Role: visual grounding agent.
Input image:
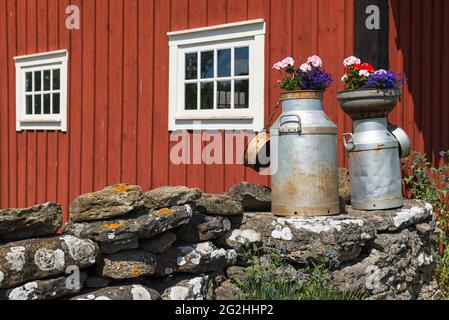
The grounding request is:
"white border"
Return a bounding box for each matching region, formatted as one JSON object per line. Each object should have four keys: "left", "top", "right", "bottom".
{"left": 14, "top": 49, "right": 68, "bottom": 132}
{"left": 167, "top": 19, "right": 265, "bottom": 131}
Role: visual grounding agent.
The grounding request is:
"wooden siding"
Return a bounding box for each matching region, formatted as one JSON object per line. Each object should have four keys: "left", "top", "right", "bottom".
{"left": 0, "top": 0, "right": 446, "bottom": 220}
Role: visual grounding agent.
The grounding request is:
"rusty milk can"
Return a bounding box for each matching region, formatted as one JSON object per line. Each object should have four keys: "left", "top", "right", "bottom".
{"left": 337, "top": 89, "right": 411, "bottom": 211}
{"left": 270, "top": 91, "right": 340, "bottom": 217}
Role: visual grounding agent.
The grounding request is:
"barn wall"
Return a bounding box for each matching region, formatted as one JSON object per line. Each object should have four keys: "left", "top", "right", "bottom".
{"left": 2, "top": 0, "right": 445, "bottom": 219}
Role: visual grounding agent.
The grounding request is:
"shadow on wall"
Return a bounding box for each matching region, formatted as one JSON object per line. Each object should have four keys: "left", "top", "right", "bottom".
{"left": 390, "top": 0, "right": 449, "bottom": 163}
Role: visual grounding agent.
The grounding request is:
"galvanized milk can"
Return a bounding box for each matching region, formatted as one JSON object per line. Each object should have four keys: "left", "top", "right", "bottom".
{"left": 270, "top": 91, "right": 340, "bottom": 216}
{"left": 337, "top": 89, "right": 411, "bottom": 211}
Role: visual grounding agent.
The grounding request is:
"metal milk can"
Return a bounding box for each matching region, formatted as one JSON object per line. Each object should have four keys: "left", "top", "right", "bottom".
{"left": 337, "top": 89, "right": 411, "bottom": 211}
{"left": 270, "top": 91, "right": 340, "bottom": 217}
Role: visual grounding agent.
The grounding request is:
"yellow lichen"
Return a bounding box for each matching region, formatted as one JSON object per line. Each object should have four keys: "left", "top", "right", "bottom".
{"left": 153, "top": 208, "right": 176, "bottom": 217}
{"left": 112, "top": 185, "right": 132, "bottom": 193}
{"left": 101, "top": 220, "right": 125, "bottom": 230}
{"left": 131, "top": 268, "right": 143, "bottom": 277}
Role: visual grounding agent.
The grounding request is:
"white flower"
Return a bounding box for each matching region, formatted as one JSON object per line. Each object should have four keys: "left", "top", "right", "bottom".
{"left": 300, "top": 63, "right": 312, "bottom": 72}
{"left": 307, "top": 55, "right": 323, "bottom": 68}
{"left": 359, "top": 69, "right": 370, "bottom": 77}
{"left": 280, "top": 57, "right": 295, "bottom": 68}
{"left": 341, "top": 74, "right": 348, "bottom": 82}
{"left": 343, "top": 56, "right": 361, "bottom": 67}
{"left": 374, "top": 69, "right": 387, "bottom": 75}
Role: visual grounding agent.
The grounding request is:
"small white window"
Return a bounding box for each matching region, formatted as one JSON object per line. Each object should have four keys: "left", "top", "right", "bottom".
{"left": 168, "top": 19, "right": 265, "bottom": 131}
{"left": 14, "top": 50, "right": 68, "bottom": 131}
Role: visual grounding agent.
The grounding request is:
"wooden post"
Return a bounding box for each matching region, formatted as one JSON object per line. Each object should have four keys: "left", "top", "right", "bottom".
{"left": 354, "top": 0, "right": 389, "bottom": 69}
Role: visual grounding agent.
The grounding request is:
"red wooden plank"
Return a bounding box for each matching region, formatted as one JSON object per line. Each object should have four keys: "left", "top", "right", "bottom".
{"left": 136, "top": 0, "right": 154, "bottom": 191}
{"left": 0, "top": 0, "right": 9, "bottom": 208}
{"left": 36, "top": 0, "right": 48, "bottom": 204}
{"left": 107, "top": 0, "right": 124, "bottom": 185}
{"left": 58, "top": 0, "right": 71, "bottom": 222}
{"left": 68, "top": 0, "right": 82, "bottom": 205}
{"left": 94, "top": 0, "right": 109, "bottom": 191}
{"left": 46, "top": 0, "right": 59, "bottom": 203}
{"left": 227, "top": 0, "right": 248, "bottom": 23}
{"left": 122, "top": 0, "right": 138, "bottom": 184}
{"left": 80, "top": 0, "right": 95, "bottom": 193}
{"left": 168, "top": 0, "right": 189, "bottom": 188}
{"left": 343, "top": 0, "right": 354, "bottom": 168}
{"left": 421, "top": 0, "right": 432, "bottom": 156}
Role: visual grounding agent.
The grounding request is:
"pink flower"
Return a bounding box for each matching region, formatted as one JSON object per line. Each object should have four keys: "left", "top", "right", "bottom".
{"left": 374, "top": 69, "right": 387, "bottom": 75}
{"left": 343, "top": 56, "right": 361, "bottom": 67}
{"left": 280, "top": 57, "right": 295, "bottom": 68}
{"left": 300, "top": 63, "right": 312, "bottom": 72}
{"left": 307, "top": 55, "right": 323, "bottom": 68}
{"left": 272, "top": 62, "right": 283, "bottom": 70}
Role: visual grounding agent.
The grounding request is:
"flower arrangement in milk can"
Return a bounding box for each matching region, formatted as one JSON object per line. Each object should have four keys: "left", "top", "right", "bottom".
{"left": 340, "top": 55, "right": 405, "bottom": 91}
{"left": 272, "top": 55, "right": 333, "bottom": 91}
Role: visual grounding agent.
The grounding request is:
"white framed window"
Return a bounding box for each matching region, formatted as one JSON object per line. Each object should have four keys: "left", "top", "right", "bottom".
{"left": 14, "top": 50, "right": 68, "bottom": 132}
{"left": 168, "top": 19, "right": 265, "bottom": 131}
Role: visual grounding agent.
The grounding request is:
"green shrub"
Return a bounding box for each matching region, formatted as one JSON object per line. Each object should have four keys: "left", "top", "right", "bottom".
{"left": 402, "top": 150, "right": 449, "bottom": 298}
{"left": 234, "top": 243, "right": 364, "bottom": 300}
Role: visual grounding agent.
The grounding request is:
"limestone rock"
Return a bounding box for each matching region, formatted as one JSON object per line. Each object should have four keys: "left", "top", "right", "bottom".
{"left": 71, "top": 285, "right": 160, "bottom": 300}
{"left": 69, "top": 184, "right": 144, "bottom": 222}
{"left": 161, "top": 275, "right": 215, "bottom": 300}
{"left": 63, "top": 205, "right": 192, "bottom": 253}
{"left": 3, "top": 274, "right": 86, "bottom": 300}
{"left": 0, "top": 203, "right": 62, "bottom": 242}
{"left": 196, "top": 194, "right": 243, "bottom": 216}
{"left": 100, "top": 250, "right": 157, "bottom": 280}
{"left": 99, "top": 238, "right": 139, "bottom": 255}
{"left": 176, "top": 214, "right": 232, "bottom": 243}
{"left": 0, "top": 235, "right": 100, "bottom": 289}
{"left": 140, "top": 232, "right": 177, "bottom": 253}
{"left": 227, "top": 182, "right": 271, "bottom": 212}
{"left": 338, "top": 168, "right": 351, "bottom": 205}
{"left": 156, "top": 242, "right": 237, "bottom": 276}
{"left": 85, "top": 276, "right": 111, "bottom": 289}
{"left": 144, "top": 186, "right": 201, "bottom": 209}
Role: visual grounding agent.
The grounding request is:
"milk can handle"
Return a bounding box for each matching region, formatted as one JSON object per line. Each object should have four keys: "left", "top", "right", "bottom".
{"left": 342, "top": 133, "right": 354, "bottom": 150}
{"left": 279, "top": 114, "right": 302, "bottom": 134}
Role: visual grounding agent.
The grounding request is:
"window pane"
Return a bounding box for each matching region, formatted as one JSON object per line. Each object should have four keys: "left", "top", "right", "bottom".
{"left": 53, "top": 93, "right": 60, "bottom": 114}
{"left": 44, "top": 70, "right": 51, "bottom": 91}
{"left": 53, "top": 69, "right": 60, "bottom": 90}
{"left": 34, "top": 94, "right": 42, "bottom": 114}
{"left": 185, "top": 52, "right": 197, "bottom": 80}
{"left": 34, "top": 71, "right": 41, "bottom": 92}
{"left": 217, "top": 49, "right": 231, "bottom": 78}
{"left": 235, "top": 47, "right": 249, "bottom": 76}
{"left": 44, "top": 94, "right": 51, "bottom": 114}
{"left": 26, "top": 95, "right": 33, "bottom": 114}
{"left": 185, "top": 83, "right": 197, "bottom": 110}
{"left": 26, "top": 72, "right": 33, "bottom": 92}
{"left": 234, "top": 80, "right": 249, "bottom": 109}
{"left": 200, "top": 82, "right": 213, "bottom": 110}
{"left": 201, "top": 51, "right": 214, "bottom": 79}
{"left": 217, "top": 81, "right": 231, "bottom": 109}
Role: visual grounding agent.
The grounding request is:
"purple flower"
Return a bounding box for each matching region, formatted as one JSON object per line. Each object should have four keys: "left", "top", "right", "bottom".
{"left": 364, "top": 70, "right": 402, "bottom": 89}
{"left": 298, "top": 67, "right": 333, "bottom": 91}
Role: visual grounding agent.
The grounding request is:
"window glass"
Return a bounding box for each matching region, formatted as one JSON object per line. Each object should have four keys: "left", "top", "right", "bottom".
{"left": 34, "top": 94, "right": 42, "bottom": 114}
{"left": 200, "top": 82, "right": 214, "bottom": 109}
{"left": 185, "top": 52, "right": 197, "bottom": 80}
{"left": 53, "top": 69, "right": 60, "bottom": 90}
{"left": 53, "top": 93, "right": 60, "bottom": 114}
{"left": 234, "top": 79, "right": 249, "bottom": 109}
{"left": 44, "top": 70, "right": 51, "bottom": 91}
{"left": 217, "top": 49, "right": 231, "bottom": 78}
{"left": 26, "top": 72, "right": 33, "bottom": 92}
{"left": 201, "top": 51, "right": 214, "bottom": 79}
{"left": 217, "top": 81, "right": 231, "bottom": 109}
{"left": 43, "top": 94, "right": 51, "bottom": 114}
{"left": 26, "top": 95, "right": 33, "bottom": 115}
{"left": 235, "top": 47, "right": 249, "bottom": 76}
{"left": 34, "top": 71, "right": 41, "bottom": 92}
{"left": 185, "top": 83, "right": 197, "bottom": 110}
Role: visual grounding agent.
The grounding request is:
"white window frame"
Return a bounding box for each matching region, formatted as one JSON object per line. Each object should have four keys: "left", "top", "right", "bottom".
{"left": 14, "top": 50, "right": 68, "bottom": 132}
{"left": 168, "top": 19, "right": 265, "bottom": 131}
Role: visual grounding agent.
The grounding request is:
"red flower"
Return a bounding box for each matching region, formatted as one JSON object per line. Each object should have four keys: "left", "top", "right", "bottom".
{"left": 360, "top": 63, "right": 374, "bottom": 73}
{"left": 352, "top": 63, "right": 362, "bottom": 70}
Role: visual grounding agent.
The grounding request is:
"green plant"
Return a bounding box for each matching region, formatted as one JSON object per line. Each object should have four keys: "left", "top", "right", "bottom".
{"left": 402, "top": 150, "right": 449, "bottom": 298}
{"left": 234, "top": 244, "right": 364, "bottom": 300}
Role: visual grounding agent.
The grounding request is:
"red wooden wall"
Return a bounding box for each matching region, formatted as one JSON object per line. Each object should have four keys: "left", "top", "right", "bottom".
{"left": 0, "top": 0, "right": 447, "bottom": 220}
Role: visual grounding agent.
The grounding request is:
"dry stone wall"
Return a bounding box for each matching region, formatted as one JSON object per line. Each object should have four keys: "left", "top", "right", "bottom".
{"left": 0, "top": 173, "right": 439, "bottom": 300}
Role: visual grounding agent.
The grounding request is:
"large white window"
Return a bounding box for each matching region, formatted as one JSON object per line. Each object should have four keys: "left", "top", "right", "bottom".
{"left": 14, "top": 50, "right": 68, "bottom": 131}
{"left": 168, "top": 19, "right": 265, "bottom": 131}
